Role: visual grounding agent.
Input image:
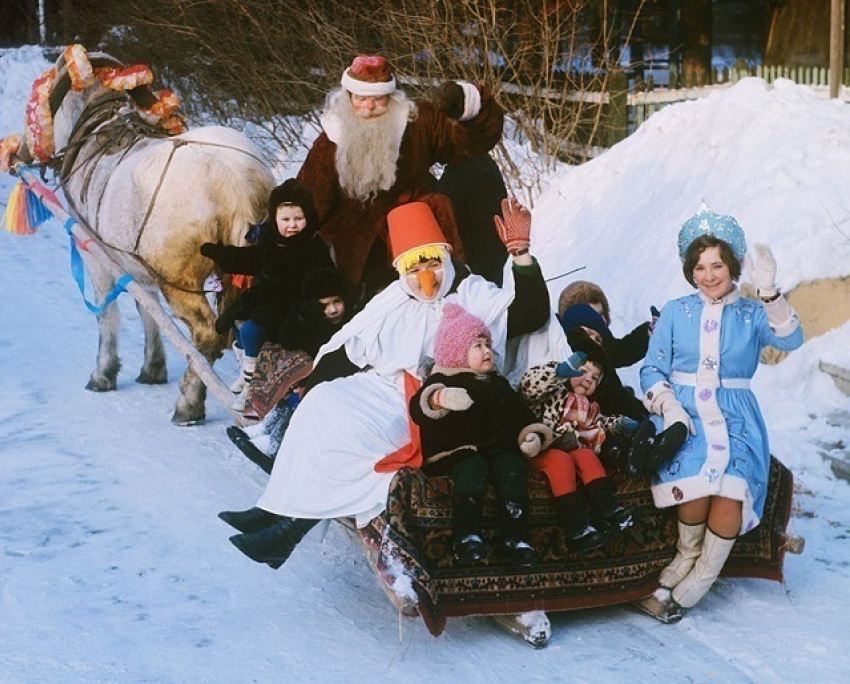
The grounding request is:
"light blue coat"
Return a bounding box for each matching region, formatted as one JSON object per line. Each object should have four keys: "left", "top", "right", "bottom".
{"left": 640, "top": 288, "right": 803, "bottom": 533}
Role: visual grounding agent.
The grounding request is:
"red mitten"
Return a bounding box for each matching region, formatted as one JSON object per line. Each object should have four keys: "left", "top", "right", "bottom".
{"left": 493, "top": 198, "right": 531, "bottom": 255}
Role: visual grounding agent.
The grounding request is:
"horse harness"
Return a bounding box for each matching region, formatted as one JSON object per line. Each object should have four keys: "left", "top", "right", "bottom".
{"left": 48, "top": 89, "right": 268, "bottom": 295}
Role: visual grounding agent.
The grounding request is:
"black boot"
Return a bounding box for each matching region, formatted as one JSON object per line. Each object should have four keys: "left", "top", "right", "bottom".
{"left": 226, "top": 426, "right": 275, "bottom": 474}
{"left": 453, "top": 534, "right": 488, "bottom": 563}
{"left": 496, "top": 499, "right": 540, "bottom": 566}
{"left": 263, "top": 397, "right": 298, "bottom": 456}
{"left": 452, "top": 495, "right": 488, "bottom": 563}
{"left": 584, "top": 477, "right": 640, "bottom": 534}
{"left": 643, "top": 422, "right": 688, "bottom": 472}
{"left": 625, "top": 419, "right": 657, "bottom": 476}
{"left": 599, "top": 430, "right": 629, "bottom": 471}
{"left": 218, "top": 506, "right": 283, "bottom": 534}
{"left": 553, "top": 492, "right": 613, "bottom": 554}
{"left": 229, "top": 517, "right": 319, "bottom": 569}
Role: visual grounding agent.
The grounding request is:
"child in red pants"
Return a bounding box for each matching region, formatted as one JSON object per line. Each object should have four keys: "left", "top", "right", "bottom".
{"left": 520, "top": 349, "right": 638, "bottom": 553}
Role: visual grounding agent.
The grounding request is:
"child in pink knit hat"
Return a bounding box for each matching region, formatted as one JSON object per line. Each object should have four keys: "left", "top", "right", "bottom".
{"left": 409, "top": 303, "right": 553, "bottom": 566}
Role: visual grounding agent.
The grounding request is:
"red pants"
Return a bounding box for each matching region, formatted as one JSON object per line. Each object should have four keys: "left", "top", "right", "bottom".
{"left": 529, "top": 447, "right": 607, "bottom": 497}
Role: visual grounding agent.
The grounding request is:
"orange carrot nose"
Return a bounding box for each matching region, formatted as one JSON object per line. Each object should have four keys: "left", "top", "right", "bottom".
{"left": 416, "top": 269, "right": 438, "bottom": 298}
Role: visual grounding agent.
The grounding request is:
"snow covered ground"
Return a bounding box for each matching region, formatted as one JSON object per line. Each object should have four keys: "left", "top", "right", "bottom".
{"left": 2, "top": 45, "right": 850, "bottom": 682}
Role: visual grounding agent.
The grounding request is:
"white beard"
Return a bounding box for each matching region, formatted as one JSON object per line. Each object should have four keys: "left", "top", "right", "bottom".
{"left": 321, "top": 89, "right": 414, "bottom": 202}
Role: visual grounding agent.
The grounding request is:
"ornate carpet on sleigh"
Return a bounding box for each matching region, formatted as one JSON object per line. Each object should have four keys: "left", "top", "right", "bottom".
{"left": 358, "top": 457, "right": 795, "bottom": 637}
{"left": 243, "top": 343, "right": 312, "bottom": 419}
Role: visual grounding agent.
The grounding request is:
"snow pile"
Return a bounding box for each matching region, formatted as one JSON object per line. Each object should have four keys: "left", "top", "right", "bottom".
{"left": 533, "top": 77, "right": 850, "bottom": 318}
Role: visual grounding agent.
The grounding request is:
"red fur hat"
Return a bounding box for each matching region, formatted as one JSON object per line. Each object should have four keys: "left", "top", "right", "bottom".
{"left": 341, "top": 55, "right": 397, "bottom": 97}
{"left": 433, "top": 303, "right": 492, "bottom": 369}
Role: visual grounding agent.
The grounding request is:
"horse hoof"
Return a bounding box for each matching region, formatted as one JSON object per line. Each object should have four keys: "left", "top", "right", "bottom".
{"left": 85, "top": 377, "right": 117, "bottom": 392}
{"left": 136, "top": 370, "right": 168, "bottom": 385}
{"left": 171, "top": 410, "right": 205, "bottom": 426}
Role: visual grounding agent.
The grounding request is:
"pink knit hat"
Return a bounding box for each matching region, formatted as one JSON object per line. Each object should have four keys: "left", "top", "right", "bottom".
{"left": 433, "top": 303, "right": 492, "bottom": 369}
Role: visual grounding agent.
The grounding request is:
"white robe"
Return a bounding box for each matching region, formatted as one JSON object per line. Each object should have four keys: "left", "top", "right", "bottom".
{"left": 257, "top": 264, "right": 570, "bottom": 527}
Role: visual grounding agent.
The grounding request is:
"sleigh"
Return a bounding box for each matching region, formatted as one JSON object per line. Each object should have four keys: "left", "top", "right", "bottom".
{"left": 242, "top": 345, "right": 803, "bottom": 647}
{"left": 351, "top": 457, "right": 799, "bottom": 646}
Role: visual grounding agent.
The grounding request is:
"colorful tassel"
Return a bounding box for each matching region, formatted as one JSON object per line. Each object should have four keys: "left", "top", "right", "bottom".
{"left": 2, "top": 180, "right": 54, "bottom": 235}
{"left": 2, "top": 181, "right": 34, "bottom": 235}
{"left": 25, "top": 186, "right": 52, "bottom": 228}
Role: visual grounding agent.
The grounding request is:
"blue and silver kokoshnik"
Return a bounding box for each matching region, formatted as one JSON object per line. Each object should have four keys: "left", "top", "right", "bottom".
{"left": 677, "top": 201, "right": 748, "bottom": 262}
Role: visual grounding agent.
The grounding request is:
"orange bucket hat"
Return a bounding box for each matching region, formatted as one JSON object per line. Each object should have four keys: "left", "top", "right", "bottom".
{"left": 387, "top": 202, "right": 452, "bottom": 273}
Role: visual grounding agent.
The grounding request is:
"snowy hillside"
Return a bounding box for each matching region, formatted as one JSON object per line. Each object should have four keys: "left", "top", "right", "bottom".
{"left": 2, "top": 46, "right": 850, "bottom": 682}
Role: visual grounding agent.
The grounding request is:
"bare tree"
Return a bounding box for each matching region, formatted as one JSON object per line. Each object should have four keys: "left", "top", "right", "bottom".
{"left": 72, "top": 0, "right": 645, "bottom": 196}
{"left": 678, "top": 0, "right": 712, "bottom": 87}
{"left": 0, "top": 0, "right": 39, "bottom": 45}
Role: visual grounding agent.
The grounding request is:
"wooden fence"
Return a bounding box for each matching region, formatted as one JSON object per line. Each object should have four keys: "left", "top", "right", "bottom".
{"left": 496, "top": 63, "right": 850, "bottom": 163}
{"left": 615, "top": 64, "right": 850, "bottom": 149}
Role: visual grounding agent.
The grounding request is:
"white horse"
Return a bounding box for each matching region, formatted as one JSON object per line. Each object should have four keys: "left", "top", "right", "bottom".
{"left": 41, "top": 49, "right": 275, "bottom": 424}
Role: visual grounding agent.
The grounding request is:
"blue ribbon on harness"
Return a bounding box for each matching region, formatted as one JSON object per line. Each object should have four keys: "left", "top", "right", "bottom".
{"left": 64, "top": 217, "right": 134, "bottom": 315}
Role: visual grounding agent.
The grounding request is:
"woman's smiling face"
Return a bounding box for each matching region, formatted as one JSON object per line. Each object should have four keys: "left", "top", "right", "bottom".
{"left": 693, "top": 245, "right": 733, "bottom": 300}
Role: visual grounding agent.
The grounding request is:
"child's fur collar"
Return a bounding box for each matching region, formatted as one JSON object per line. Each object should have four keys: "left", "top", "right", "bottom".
{"left": 430, "top": 364, "right": 493, "bottom": 381}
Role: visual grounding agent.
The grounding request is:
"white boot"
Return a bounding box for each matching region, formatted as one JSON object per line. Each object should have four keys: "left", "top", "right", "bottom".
{"left": 232, "top": 356, "right": 257, "bottom": 412}
{"left": 230, "top": 342, "right": 246, "bottom": 393}
{"left": 659, "top": 520, "right": 707, "bottom": 590}
{"left": 671, "top": 529, "right": 736, "bottom": 609}
{"left": 634, "top": 586, "right": 682, "bottom": 624}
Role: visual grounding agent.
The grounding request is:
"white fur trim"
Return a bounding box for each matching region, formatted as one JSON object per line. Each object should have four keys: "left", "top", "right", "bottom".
{"left": 518, "top": 423, "right": 555, "bottom": 453}
{"left": 419, "top": 383, "right": 449, "bottom": 419}
{"left": 761, "top": 295, "right": 800, "bottom": 337}
{"left": 650, "top": 472, "right": 720, "bottom": 509}
{"left": 643, "top": 379, "right": 680, "bottom": 416}
{"left": 651, "top": 465, "right": 755, "bottom": 533}
{"left": 457, "top": 81, "right": 481, "bottom": 121}
{"left": 717, "top": 472, "right": 759, "bottom": 533}
{"left": 691, "top": 297, "right": 732, "bottom": 496}
{"left": 341, "top": 69, "right": 397, "bottom": 97}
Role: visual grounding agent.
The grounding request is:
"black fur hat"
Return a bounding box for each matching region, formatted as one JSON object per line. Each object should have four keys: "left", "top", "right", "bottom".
{"left": 300, "top": 267, "right": 352, "bottom": 303}
{"left": 266, "top": 178, "right": 319, "bottom": 234}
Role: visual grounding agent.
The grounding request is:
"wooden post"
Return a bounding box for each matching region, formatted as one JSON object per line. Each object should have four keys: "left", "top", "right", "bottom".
{"left": 606, "top": 70, "right": 629, "bottom": 147}
{"left": 668, "top": 0, "right": 681, "bottom": 89}
{"left": 15, "top": 166, "right": 248, "bottom": 426}
{"left": 830, "top": 0, "right": 845, "bottom": 98}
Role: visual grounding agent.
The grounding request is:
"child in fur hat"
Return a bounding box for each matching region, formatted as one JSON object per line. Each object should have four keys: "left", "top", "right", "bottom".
{"left": 558, "top": 316, "right": 649, "bottom": 422}
{"left": 519, "top": 345, "right": 640, "bottom": 553}
{"left": 557, "top": 280, "right": 657, "bottom": 369}
{"left": 278, "top": 267, "right": 357, "bottom": 357}
{"left": 199, "top": 178, "right": 335, "bottom": 412}
{"left": 233, "top": 266, "right": 357, "bottom": 449}
{"left": 409, "top": 303, "right": 554, "bottom": 566}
